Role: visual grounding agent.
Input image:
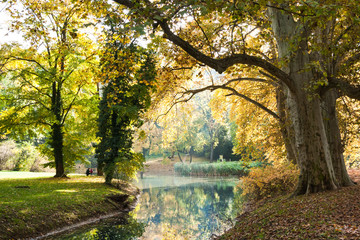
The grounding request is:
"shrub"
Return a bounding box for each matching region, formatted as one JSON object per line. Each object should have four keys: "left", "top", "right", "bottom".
{"left": 238, "top": 162, "right": 299, "bottom": 204}
{"left": 12, "top": 142, "right": 46, "bottom": 171}
{"left": 0, "top": 140, "right": 48, "bottom": 171}
{"left": 174, "top": 161, "right": 253, "bottom": 176}
{"left": 0, "top": 140, "right": 17, "bottom": 170}
{"left": 174, "top": 162, "right": 191, "bottom": 176}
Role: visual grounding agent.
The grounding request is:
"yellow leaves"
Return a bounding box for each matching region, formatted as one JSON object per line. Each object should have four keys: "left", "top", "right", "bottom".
{"left": 239, "top": 162, "right": 299, "bottom": 202}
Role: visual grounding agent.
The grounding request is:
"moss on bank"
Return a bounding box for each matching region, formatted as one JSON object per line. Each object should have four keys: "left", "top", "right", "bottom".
{"left": 0, "top": 176, "right": 138, "bottom": 239}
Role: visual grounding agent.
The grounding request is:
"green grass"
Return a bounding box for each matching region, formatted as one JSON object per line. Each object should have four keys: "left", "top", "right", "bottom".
{"left": 0, "top": 171, "right": 85, "bottom": 179}
{"left": 0, "top": 175, "right": 130, "bottom": 239}
{"left": 0, "top": 170, "right": 55, "bottom": 179}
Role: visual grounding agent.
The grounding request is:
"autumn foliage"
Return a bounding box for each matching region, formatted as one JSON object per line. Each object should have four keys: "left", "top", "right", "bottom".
{"left": 238, "top": 162, "right": 299, "bottom": 204}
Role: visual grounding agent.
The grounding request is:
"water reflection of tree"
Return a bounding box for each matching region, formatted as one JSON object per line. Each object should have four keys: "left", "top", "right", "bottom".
{"left": 59, "top": 217, "right": 145, "bottom": 240}
{"left": 138, "top": 181, "right": 235, "bottom": 239}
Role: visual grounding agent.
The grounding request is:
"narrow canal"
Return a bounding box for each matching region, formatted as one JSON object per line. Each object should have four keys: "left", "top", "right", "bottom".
{"left": 53, "top": 175, "right": 239, "bottom": 239}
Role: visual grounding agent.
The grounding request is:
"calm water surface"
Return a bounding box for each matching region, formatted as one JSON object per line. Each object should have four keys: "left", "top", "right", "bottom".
{"left": 55, "top": 175, "right": 238, "bottom": 240}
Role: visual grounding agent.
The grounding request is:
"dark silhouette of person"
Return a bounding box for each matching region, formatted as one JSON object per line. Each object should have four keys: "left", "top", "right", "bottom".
{"left": 86, "top": 168, "right": 90, "bottom": 176}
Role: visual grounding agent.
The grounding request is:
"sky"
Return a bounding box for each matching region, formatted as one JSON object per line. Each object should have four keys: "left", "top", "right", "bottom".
{"left": 0, "top": 2, "right": 23, "bottom": 45}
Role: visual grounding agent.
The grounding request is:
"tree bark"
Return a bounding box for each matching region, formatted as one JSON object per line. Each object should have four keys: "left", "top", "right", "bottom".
{"left": 52, "top": 82, "right": 66, "bottom": 178}
{"left": 104, "top": 111, "right": 120, "bottom": 184}
{"left": 322, "top": 90, "right": 354, "bottom": 187}
{"left": 52, "top": 123, "right": 65, "bottom": 177}
{"left": 276, "top": 86, "right": 297, "bottom": 164}
{"left": 269, "top": 7, "right": 339, "bottom": 195}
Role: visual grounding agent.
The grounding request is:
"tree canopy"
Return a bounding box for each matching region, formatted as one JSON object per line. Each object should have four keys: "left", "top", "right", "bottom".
{"left": 0, "top": 0, "right": 101, "bottom": 176}
{"left": 113, "top": 0, "right": 360, "bottom": 195}
{"left": 95, "top": 14, "right": 157, "bottom": 183}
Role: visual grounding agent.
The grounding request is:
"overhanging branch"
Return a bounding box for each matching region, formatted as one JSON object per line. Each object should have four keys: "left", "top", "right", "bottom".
{"left": 183, "top": 85, "right": 280, "bottom": 120}
{"left": 112, "top": 0, "right": 296, "bottom": 93}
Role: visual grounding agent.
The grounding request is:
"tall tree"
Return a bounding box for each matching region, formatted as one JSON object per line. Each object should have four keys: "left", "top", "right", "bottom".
{"left": 95, "top": 17, "right": 157, "bottom": 183}
{"left": 0, "top": 0, "right": 100, "bottom": 177}
{"left": 114, "top": 0, "right": 360, "bottom": 195}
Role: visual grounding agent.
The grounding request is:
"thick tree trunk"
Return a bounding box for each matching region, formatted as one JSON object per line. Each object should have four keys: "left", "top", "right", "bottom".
{"left": 104, "top": 111, "right": 120, "bottom": 184}
{"left": 52, "top": 123, "right": 65, "bottom": 177}
{"left": 322, "top": 90, "right": 354, "bottom": 187}
{"left": 291, "top": 94, "right": 338, "bottom": 195}
{"left": 52, "top": 82, "right": 66, "bottom": 178}
{"left": 269, "top": 7, "right": 341, "bottom": 195}
{"left": 276, "top": 86, "right": 297, "bottom": 164}
{"left": 104, "top": 162, "right": 115, "bottom": 184}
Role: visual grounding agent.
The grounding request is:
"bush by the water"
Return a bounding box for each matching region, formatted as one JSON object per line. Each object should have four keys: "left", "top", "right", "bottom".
{"left": 174, "top": 161, "right": 266, "bottom": 176}
{"left": 235, "top": 162, "right": 299, "bottom": 207}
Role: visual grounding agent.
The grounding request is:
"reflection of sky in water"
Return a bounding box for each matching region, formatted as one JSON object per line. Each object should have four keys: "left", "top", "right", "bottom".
{"left": 51, "top": 176, "right": 239, "bottom": 240}
{"left": 136, "top": 176, "right": 238, "bottom": 240}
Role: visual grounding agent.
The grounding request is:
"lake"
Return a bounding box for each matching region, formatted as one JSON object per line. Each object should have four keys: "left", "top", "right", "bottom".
{"left": 52, "top": 175, "right": 239, "bottom": 239}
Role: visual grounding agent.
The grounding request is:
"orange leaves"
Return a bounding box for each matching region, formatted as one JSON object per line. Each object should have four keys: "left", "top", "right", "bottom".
{"left": 239, "top": 162, "right": 299, "bottom": 203}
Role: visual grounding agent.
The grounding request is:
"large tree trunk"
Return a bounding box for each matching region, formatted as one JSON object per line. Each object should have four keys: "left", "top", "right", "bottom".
{"left": 322, "top": 90, "right": 354, "bottom": 187}
{"left": 291, "top": 92, "right": 338, "bottom": 195}
{"left": 269, "top": 7, "right": 343, "bottom": 195}
{"left": 104, "top": 111, "right": 120, "bottom": 184}
{"left": 276, "top": 86, "right": 297, "bottom": 164}
{"left": 52, "top": 123, "right": 65, "bottom": 177}
{"left": 52, "top": 82, "right": 66, "bottom": 178}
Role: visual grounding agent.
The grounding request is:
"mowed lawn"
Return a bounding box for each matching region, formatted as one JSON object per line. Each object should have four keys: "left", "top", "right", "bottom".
{"left": 0, "top": 171, "right": 56, "bottom": 179}
{"left": 0, "top": 173, "right": 127, "bottom": 239}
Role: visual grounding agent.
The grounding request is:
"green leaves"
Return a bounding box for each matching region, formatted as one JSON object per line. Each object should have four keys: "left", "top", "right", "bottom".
{"left": 0, "top": 1, "right": 100, "bottom": 173}
{"left": 96, "top": 29, "right": 157, "bottom": 183}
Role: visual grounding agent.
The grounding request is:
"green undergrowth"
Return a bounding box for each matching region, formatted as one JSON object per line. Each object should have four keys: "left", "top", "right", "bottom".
{"left": 174, "top": 161, "right": 266, "bottom": 176}
{"left": 219, "top": 184, "right": 360, "bottom": 239}
{"left": 0, "top": 176, "right": 135, "bottom": 239}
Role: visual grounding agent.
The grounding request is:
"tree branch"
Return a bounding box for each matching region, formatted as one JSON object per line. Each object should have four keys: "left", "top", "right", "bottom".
{"left": 113, "top": 0, "right": 295, "bottom": 93}
{"left": 184, "top": 85, "right": 280, "bottom": 119}
{"left": 8, "top": 56, "right": 52, "bottom": 76}
{"left": 61, "top": 84, "right": 83, "bottom": 125}
{"left": 328, "top": 77, "right": 360, "bottom": 100}
{"left": 223, "top": 77, "right": 275, "bottom": 86}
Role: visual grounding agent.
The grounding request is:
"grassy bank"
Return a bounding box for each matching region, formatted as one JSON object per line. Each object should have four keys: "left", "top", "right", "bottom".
{"left": 174, "top": 161, "right": 265, "bottom": 176}
{"left": 219, "top": 184, "right": 360, "bottom": 239}
{"left": 0, "top": 176, "right": 137, "bottom": 239}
